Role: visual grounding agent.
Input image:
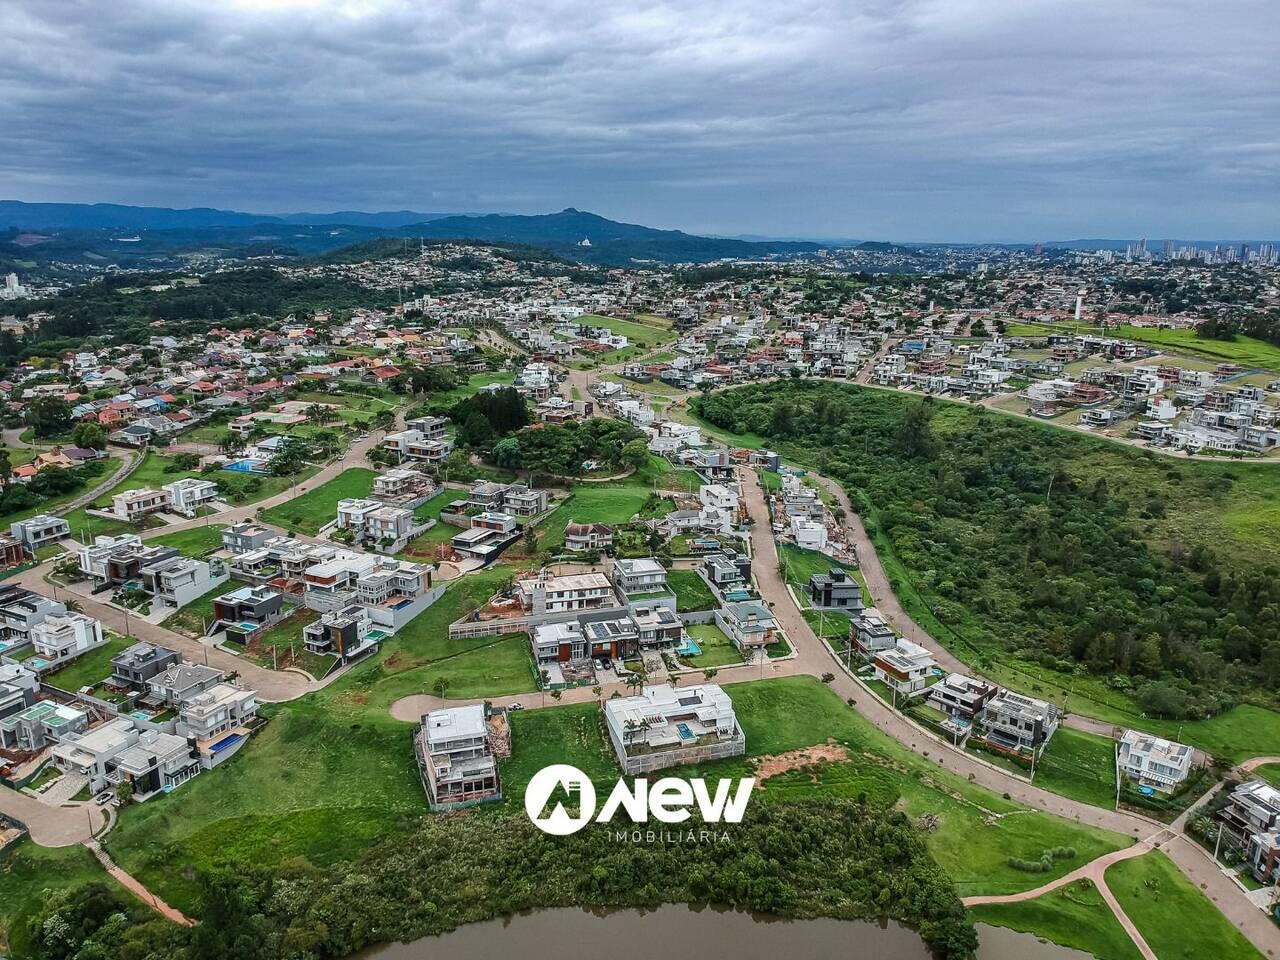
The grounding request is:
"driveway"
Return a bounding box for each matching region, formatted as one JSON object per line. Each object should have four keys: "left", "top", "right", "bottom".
{"left": 0, "top": 787, "right": 104, "bottom": 847}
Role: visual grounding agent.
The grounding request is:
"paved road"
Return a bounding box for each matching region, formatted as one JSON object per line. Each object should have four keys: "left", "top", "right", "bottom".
{"left": 0, "top": 785, "right": 105, "bottom": 846}
{"left": 734, "top": 467, "right": 1280, "bottom": 957}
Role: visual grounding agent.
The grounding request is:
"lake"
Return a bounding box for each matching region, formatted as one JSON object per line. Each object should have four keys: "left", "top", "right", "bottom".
{"left": 358, "top": 903, "right": 1091, "bottom": 960}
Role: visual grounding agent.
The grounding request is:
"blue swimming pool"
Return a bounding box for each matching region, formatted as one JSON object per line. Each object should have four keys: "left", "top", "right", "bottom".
{"left": 224, "top": 458, "right": 269, "bottom": 474}
{"left": 676, "top": 723, "right": 695, "bottom": 741}
{"left": 676, "top": 638, "right": 702, "bottom": 657}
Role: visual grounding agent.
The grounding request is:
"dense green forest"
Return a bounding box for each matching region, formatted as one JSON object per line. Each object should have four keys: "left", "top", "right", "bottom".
{"left": 694, "top": 382, "right": 1280, "bottom": 719}
{"left": 19, "top": 801, "right": 974, "bottom": 960}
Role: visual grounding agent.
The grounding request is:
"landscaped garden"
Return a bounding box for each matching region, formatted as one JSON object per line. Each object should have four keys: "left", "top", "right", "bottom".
{"left": 680, "top": 622, "right": 744, "bottom": 669}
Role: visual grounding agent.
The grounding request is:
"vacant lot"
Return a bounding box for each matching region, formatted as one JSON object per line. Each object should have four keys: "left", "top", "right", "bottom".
{"left": 260, "top": 467, "right": 376, "bottom": 534}
{"left": 1114, "top": 325, "right": 1280, "bottom": 371}
{"left": 969, "top": 878, "right": 1142, "bottom": 960}
{"left": 42, "top": 634, "right": 134, "bottom": 694}
{"left": 667, "top": 569, "right": 716, "bottom": 612}
{"left": 149, "top": 524, "right": 227, "bottom": 555}
{"left": 1106, "top": 852, "right": 1265, "bottom": 960}
{"left": 1034, "top": 727, "right": 1118, "bottom": 809}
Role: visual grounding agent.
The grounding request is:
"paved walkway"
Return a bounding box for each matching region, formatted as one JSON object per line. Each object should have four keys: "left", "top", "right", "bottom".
{"left": 86, "top": 839, "right": 195, "bottom": 927}
{"left": 965, "top": 835, "right": 1165, "bottom": 960}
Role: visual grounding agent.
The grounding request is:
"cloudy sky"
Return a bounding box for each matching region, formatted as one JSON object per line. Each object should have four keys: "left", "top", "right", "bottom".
{"left": 1, "top": 0, "right": 1276, "bottom": 240}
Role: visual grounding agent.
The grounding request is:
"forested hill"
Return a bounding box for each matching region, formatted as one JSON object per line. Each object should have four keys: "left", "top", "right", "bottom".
{"left": 404, "top": 209, "right": 823, "bottom": 264}
{"left": 693, "top": 381, "right": 1280, "bottom": 722}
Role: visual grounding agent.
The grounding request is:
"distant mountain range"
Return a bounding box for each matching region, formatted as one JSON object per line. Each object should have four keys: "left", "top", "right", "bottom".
{"left": 0, "top": 200, "right": 456, "bottom": 231}
{"left": 0, "top": 201, "right": 823, "bottom": 265}
{"left": 403, "top": 208, "right": 821, "bottom": 263}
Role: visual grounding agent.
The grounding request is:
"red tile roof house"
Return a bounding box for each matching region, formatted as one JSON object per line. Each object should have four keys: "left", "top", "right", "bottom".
{"left": 369, "top": 366, "right": 402, "bottom": 381}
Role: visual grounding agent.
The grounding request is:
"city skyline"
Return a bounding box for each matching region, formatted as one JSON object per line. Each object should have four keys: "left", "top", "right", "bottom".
{"left": 2, "top": 0, "right": 1277, "bottom": 241}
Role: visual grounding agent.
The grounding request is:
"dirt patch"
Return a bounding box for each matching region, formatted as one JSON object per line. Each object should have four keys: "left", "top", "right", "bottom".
{"left": 751, "top": 743, "right": 850, "bottom": 781}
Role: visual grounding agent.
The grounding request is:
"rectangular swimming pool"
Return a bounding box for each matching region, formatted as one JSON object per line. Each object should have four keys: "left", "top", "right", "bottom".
{"left": 676, "top": 722, "right": 695, "bottom": 741}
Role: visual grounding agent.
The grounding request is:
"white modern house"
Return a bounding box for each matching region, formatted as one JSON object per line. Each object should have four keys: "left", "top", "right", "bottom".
{"left": 109, "top": 488, "right": 169, "bottom": 522}
{"left": 31, "top": 613, "right": 105, "bottom": 661}
{"left": 162, "top": 477, "right": 219, "bottom": 516}
{"left": 1117, "top": 730, "right": 1194, "bottom": 793}
{"left": 9, "top": 515, "right": 71, "bottom": 554}
{"left": 176, "top": 682, "right": 258, "bottom": 767}
{"left": 870, "top": 638, "right": 936, "bottom": 697}
{"left": 790, "top": 516, "right": 828, "bottom": 551}
{"left": 603, "top": 683, "right": 746, "bottom": 774}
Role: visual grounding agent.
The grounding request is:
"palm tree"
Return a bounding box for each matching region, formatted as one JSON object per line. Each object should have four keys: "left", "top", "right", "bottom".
{"left": 667, "top": 672, "right": 680, "bottom": 688}
{"left": 591, "top": 685, "right": 603, "bottom": 702}
{"left": 432, "top": 676, "right": 450, "bottom": 699}
{"left": 625, "top": 672, "right": 645, "bottom": 696}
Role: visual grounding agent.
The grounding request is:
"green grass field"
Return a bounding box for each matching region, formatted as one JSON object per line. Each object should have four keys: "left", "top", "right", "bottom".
{"left": 1106, "top": 852, "right": 1265, "bottom": 960}
{"left": 778, "top": 542, "right": 856, "bottom": 587}
{"left": 536, "top": 484, "right": 651, "bottom": 551}
{"left": 61, "top": 453, "right": 316, "bottom": 540}
{"left": 1113, "top": 325, "right": 1280, "bottom": 371}
{"left": 969, "top": 878, "right": 1142, "bottom": 960}
{"left": 148, "top": 523, "right": 227, "bottom": 555}
{"left": 41, "top": 633, "right": 134, "bottom": 694}
{"left": 426, "top": 371, "right": 515, "bottom": 406}
{"left": 577, "top": 313, "right": 677, "bottom": 349}
{"left": 682, "top": 622, "right": 744, "bottom": 669}
{"left": 259, "top": 466, "right": 376, "bottom": 535}
{"left": 667, "top": 569, "right": 716, "bottom": 612}
{"left": 410, "top": 633, "right": 535, "bottom": 700}
{"left": 1251, "top": 763, "right": 1280, "bottom": 788}
{"left": 1034, "top": 727, "right": 1118, "bottom": 809}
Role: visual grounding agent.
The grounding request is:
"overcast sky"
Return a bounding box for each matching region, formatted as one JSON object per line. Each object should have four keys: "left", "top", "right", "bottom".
{"left": 1, "top": 0, "right": 1276, "bottom": 241}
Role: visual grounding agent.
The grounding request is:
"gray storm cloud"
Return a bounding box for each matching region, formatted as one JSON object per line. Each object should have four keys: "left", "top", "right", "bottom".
{"left": 1, "top": 0, "right": 1276, "bottom": 240}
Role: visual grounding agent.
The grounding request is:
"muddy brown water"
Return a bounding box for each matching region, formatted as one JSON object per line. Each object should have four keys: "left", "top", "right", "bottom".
{"left": 357, "top": 903, "right": 1092, "bottom": 960}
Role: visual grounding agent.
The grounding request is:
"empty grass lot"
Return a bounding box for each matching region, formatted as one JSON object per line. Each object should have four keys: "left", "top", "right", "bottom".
{"left": 41, "top": 633, "right": 134, "bottom": 694}
{"left": 148, "top": 523, "right": 227, "bottom": 555}
{"left": 260, "top": 466, "right": 376, "bottom": 535}
{"left": 536, "top": 484, "right": 651, "bottom": 551}
{"left": 1106, "top": 852, "right": 1265, "bottom": 960}
{"left": 969, "top": 879, "right": 1142, "bottom": 960}
{"left": 1033, "top": 726, "right": 1118, "bottom": 809}
{"left": 1113, "top": 325, "right": 1280, "bottom": 371}
{"left": 667, "top": 569, "right": 716, "bottom": 612}
{"left": 161, "top": 581, "right": 228, "bottom": 637}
